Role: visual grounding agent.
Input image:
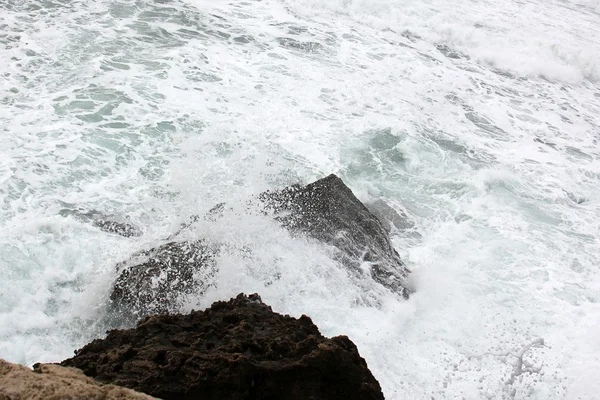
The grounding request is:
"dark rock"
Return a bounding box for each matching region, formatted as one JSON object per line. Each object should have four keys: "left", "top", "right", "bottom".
{"left": 109, "top": 240, "right": 218, "bottom": 320}
{"left": 59, "top": 206, "right": 142, "bottom": 237}
{"left": 93, "top": 219, "right": 142, "bottom": 238}
{"left": 109, "top": 174, "right": 411, "bottom": 319}
{"left": 62, "top": 293, "right": 384, "bottom": 400}
{"left": 260, "top": 174, "right": 411, "bottom": 297}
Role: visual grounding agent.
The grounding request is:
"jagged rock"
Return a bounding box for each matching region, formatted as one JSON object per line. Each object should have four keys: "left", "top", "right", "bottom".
{"left": 109, "top": 240, "right": 218, "bottom": 320}
{"left": 93, "top": 219, "right": 142, "bottom": 238}
{"left": 109, "top": 174, "right": 411, "bottom": 319}
{"left": 260, "top": 174, "right": 411, "bottom": 297}
{"left": 0, "top": 358, "right": 155, "bottom": 400}
{"left": 62, "top": 294, "right": 384, "bottom": 400}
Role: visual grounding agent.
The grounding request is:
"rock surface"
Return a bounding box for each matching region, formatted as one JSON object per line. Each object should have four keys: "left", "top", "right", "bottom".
{"left": 63, "top": 293, "right": 384, "bottom": 400}
{"left": 93, "top": 219, "right": 142, "bottom": 238}
{"left": 109, "top": 174, "right": 411, "bottom": 319}
{"left": 110, "top": 240, "right": 218, "bottom": 320}
{"left": 260, "top": 174, "right": 411, "bottom": 297}
{"left": 59, "top": 206, "right": 142, "bottom": 237}
{"left": 0, "top": 358, "right": 155, "bottom": 400}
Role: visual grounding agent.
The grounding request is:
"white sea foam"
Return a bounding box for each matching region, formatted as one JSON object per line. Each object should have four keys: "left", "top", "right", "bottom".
{"left": 281, "top": 0, "right": 600, "bottom": 84}
{"left": 1, "top": 0, "right": 599, "bottom": 398}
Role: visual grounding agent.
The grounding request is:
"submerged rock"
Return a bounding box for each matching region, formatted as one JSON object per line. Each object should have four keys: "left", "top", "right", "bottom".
{"left": 62, "top": 294, "right": 384, "bottom": 400}
{"left": 365, "top": 199, "right": 415, "bottom": 234}
{"left": 59, "top": 207, "right": 142, "bottom": 237}
{"left": 0, "top": 358, "right": 155, "bottom": 400}
{"left": 109, "top": 174, "right": 412, "bottom": 319}
{"left": 92, "top": 219, "right": 142, "bottom": 238}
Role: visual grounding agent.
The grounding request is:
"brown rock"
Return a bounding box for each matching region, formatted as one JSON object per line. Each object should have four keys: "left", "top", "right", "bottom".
{"left": 62, "top": 293, "right": 384, "bottom": 400}
{"left": 0, "top": 358, "right": 155, "bottom": 400}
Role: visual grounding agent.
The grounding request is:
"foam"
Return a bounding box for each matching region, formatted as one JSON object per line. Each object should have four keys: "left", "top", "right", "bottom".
{"left": 1, "top": 0, "right": 599, "bottom": 398}
{"left": 281, "top": 0, "right": 600, "bottom": 84}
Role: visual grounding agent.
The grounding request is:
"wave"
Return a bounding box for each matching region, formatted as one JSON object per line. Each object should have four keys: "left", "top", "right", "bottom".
{"left": 281, "top": 0, "right": 600, "bottom": 84}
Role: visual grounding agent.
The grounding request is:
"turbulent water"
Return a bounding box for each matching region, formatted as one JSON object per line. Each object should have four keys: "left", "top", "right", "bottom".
{"left": 1, "top": 0, "right": 599, "bottom": 398}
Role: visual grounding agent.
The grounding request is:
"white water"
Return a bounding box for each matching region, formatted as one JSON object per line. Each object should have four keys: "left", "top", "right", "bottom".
{"left": 1, "top": 0, "right": 599, "bottom": 398}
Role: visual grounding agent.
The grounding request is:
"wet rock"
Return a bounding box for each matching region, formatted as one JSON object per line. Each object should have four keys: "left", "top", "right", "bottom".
{"left": 260, "top": 174, "right": 412, "bottom": 297}
{"left": 92, "top": 219, "right": 142, "bottom": 238}
{"left": 109, "top": 174, "right": 412, "bottom": 319}
{"left": 109, "top": 240, "right": 218, "bottom": 321}
{"left": 59, "top": 206, "right": 142, "bottom": 237}
{"left": 62, "top": 294, "right": 384, "bottom": 400}
{"left": 0, "top": 358, "right": 155, "bottom": 400}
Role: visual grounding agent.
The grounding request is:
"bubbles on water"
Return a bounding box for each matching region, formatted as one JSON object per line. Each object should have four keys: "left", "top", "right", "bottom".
{"left": 1, "top": 0, "right": 600, "bottom": 398}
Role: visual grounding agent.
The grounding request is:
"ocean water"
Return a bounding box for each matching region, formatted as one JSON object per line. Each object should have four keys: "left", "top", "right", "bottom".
{"left": 1, "top": 0, "right": 599, "bottom": 398}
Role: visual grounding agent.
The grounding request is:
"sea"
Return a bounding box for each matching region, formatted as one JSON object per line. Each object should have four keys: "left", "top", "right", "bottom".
{"left": 1, "top": 0, "right": 599, "bottom": 398}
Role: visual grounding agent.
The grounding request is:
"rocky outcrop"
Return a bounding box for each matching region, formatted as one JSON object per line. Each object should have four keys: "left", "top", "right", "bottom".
{"left": 109, "top": 174, "right": 412, "bottom": 319}
{"left": 63, "top": 293, "right": 384, "bottom": 400}
{"left": 110, "top": 240, "right": 218, "bottom": 320}
{"left": 0, "top": 358, "right": 155, "bottom": 400}
{"left": 260, "top": 174, "right": 411, "bottom": 297}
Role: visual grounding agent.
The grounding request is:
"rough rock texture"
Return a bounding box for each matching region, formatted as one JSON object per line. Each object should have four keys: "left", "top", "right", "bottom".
{"left": 93, "top": 219, "right": 142, "bottom": 238}
{"left": 63, "top": 294, "right": 384, "bottom": 400}
{"left": 109, "top": 174, "right": 411, "bottom": 318}
{"left": 260, "top": 174, "right": 411, "bottom": 297}
{"left": 0, "top": 358, "right": 155, "bottom": 400}
{"left": 110, "top": 240, "right": 218, "bottom": 319}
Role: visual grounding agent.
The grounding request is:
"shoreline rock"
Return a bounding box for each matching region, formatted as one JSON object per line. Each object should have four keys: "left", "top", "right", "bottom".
{"left": 0, "top": 358, "right": 155, "bottom": 400}
{"left": 109, "top": 174, "right": 412, "bottom": 319}
{"left": 110, "top": 240, "right": 218, "bottom": 320}
{"left": 62, "top": 293, "right": 385, "bottom": 400}
{"left": 260, "top": 174, "right": 412, "bottom": 296}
